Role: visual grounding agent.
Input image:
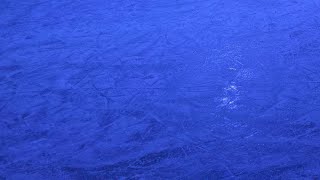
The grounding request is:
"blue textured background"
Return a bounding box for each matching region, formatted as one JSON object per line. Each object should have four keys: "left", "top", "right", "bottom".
{"left": 1, "top": 0, "right": 320, "bottom": 179}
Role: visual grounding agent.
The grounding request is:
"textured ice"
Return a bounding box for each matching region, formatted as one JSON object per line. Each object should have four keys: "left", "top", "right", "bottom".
{"left": 1, "top": 0, "right": 320, "bottom": 179}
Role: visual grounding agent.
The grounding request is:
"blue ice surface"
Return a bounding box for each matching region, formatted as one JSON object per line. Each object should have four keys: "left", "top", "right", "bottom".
{"left": 1, "top": 0, "right": 320, "bottom": 179}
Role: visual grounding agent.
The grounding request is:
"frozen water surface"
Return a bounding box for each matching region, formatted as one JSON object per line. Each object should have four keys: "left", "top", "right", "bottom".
{"left": 1, "top": 0, "right": 320, "bottom": 179}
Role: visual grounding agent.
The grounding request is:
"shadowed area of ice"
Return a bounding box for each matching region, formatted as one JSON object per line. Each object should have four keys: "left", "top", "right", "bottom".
{"left": 1, "top": 0, "right": 320, "bottom": 179}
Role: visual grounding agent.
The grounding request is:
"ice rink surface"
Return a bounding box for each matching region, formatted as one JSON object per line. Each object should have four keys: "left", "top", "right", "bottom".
{"left": 1, "top": 0, "right": 320, "bottom": 179}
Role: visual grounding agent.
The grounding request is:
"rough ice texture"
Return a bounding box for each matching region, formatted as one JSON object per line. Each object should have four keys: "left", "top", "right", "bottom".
{"left": 1, "top": 0, "right": 320, "bottom": 179}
